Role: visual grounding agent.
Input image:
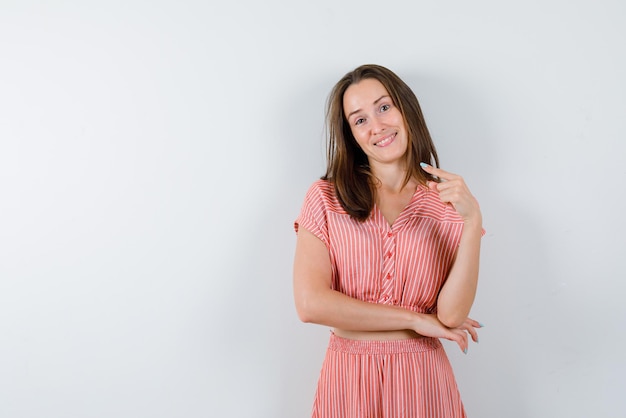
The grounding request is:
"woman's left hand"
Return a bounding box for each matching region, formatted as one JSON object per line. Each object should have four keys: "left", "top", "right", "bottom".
{"left": 455, "top": 317, "right": 482, "bottom": 344}
{"left": 420, "top": 164, "right": 482, "bottom": 224}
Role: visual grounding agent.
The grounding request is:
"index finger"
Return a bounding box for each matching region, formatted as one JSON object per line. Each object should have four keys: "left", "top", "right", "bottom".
{"left": 419, "top": 162, "right": 458, "bottom": 181}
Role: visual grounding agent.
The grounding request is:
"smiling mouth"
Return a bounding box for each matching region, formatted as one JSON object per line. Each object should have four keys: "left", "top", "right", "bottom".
{"left": 374, "top": 133, "right": 396, "bottom": 147}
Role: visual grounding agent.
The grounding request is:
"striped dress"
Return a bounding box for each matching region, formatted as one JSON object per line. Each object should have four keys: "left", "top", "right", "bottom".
{"left": 295, "top": 179, "right": 469, "bottom": 418}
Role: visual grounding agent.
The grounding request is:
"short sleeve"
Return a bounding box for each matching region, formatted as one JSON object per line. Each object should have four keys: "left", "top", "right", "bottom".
{"left": 294, "top": 181, "right": 330, "bottom": 247}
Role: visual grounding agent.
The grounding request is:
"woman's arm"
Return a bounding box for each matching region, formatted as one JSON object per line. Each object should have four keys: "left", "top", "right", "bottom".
{"left": 420, "top": 163, "right": 483, "bottom": 328}
{"left": 437, "top": 220, "right": 482, "bottom": 328}
{"left": 293, "top": 226, "right": 474, "bottom": 351}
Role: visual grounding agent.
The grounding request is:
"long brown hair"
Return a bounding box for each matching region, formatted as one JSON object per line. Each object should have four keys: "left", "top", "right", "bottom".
{"left": 323, "top": 64, "right": 440, "bottom": 221}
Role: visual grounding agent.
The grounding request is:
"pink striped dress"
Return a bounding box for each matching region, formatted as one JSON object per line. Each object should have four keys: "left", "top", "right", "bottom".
{"left": 295, "top": 179, "right": 469, "bottom": 418}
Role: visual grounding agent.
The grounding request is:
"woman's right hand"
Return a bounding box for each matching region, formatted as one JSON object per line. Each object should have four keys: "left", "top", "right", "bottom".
{"left": 414, "top": 314, "right": 481, "bottom": 354}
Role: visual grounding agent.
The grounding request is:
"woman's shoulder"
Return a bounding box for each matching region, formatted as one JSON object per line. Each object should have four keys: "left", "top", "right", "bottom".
{"left": 304, "top": 178, "right": 336, "bottom": 202}
{"left": 303, "top": 179, "right": 345, "bottom": 213}
{"left": 308, "top": 178, "right": 334, "bottom": 194}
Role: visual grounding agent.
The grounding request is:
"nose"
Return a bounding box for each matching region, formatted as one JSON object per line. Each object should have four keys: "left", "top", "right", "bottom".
{"left": 370, "top": 116, "right": 385, "bottom": 134}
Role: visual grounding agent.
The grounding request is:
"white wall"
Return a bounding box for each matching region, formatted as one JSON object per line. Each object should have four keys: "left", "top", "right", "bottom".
{"left": 1, "top": 1, "right": 624, "bottom": 417}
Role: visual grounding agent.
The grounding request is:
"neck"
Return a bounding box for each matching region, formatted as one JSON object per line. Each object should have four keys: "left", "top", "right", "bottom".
{"left": 371, "top": 164, "right": 413, "bottom": 194}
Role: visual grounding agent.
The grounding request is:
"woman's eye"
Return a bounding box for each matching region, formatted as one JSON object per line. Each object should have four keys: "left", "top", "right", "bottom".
{"left": 380, "top": 104, "right": 391, "bottom": 112}
{"left": 355, "top": 118, "right": 365, "bottom": 126}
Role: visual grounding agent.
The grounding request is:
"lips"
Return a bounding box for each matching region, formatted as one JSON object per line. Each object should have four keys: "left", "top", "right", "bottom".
{"left": 374, "top": 133, "right": 396, "bottom": 147}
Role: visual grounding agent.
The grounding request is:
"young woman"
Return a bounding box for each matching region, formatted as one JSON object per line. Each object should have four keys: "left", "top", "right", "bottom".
{"left": 293, "top": 64, "right": 483, "bottom": 417}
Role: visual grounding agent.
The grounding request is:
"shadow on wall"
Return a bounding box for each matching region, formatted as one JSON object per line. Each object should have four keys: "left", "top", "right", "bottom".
{"left": 203, "top": 74, "right": 334, "bottom": 417}
{"left": 275, "top": 74, "right": 337, "bottom": 417}
{"left": 404, "top": 70, "right": 542, "bottom": 417}
{"left": 406, "top": 71, "right": 594, "bottom": 416}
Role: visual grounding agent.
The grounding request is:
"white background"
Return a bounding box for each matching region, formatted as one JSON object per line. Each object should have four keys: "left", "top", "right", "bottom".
{"left": 1, "top": 1, "right": 625, "bottom": 417}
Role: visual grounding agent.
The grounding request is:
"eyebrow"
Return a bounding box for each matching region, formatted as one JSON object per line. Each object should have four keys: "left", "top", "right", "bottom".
{"left": 347, "top": 95, "right": 390, "bottom": 119}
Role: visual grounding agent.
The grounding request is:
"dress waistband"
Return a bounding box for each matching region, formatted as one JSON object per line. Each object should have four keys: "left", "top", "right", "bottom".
{"left": 328, "top": 332, "right": 441, "bottom": 354}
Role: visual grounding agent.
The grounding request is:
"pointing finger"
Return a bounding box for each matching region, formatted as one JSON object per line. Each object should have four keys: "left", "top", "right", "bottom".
{"left": 420, "top": 162, "right": 459, "bottom": 182}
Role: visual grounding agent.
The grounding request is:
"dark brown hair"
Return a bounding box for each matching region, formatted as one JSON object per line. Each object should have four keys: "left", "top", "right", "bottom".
{"left": 323, "top": 64, "right": 440, "bottom": 221}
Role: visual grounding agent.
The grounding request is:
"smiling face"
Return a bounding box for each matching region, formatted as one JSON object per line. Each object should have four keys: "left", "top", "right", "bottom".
{"left": 343, "top": 78, "right": 409, "bottom": 171}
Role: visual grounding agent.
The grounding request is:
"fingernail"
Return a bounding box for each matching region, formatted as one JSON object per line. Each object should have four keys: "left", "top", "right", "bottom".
{"left": 463, "top": 348, "right": 468, "bottom": 354}
{"left": 420, "top": 162, "right": 429, "bottom": 168}
{"left": 479, "top": 322, "right": 485, "bottom": 328}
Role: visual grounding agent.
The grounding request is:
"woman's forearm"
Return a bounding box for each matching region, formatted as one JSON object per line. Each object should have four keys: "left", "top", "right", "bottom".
{"left": 436, "top": 220, "right": 482, "bottom": 328}
{"left": 296, "top": 284, "right": 419, "bottom": 331}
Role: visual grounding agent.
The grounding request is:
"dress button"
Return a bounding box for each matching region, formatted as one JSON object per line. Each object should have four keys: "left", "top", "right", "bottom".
{"left": 386, "top": 273, "right": 392, "bottom": 280}
{"left": 387, "top": 232, "right": 393, "bottom": 238}
{"left": 387, "top": 251, "right": 393, "bottom": 258}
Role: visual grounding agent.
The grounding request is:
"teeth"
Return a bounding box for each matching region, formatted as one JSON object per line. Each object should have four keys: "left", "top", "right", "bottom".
{"left": 375, "top": 133, "right": 395, "bottom": 146}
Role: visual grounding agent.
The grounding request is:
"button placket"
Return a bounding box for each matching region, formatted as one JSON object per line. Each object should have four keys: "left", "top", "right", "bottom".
{"left": 379, "top": 227, "right": 396, "bottom": 304}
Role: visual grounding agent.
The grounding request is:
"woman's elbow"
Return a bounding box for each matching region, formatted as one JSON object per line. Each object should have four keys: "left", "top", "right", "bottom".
{"left": 437, "top": 311, "right": 466, "bottom": 329}
{"left": 295, "top": 303, "right": 314, "bottom": 323}
{"left": 294, "top": 292, "right": 322, "bottom": 324}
